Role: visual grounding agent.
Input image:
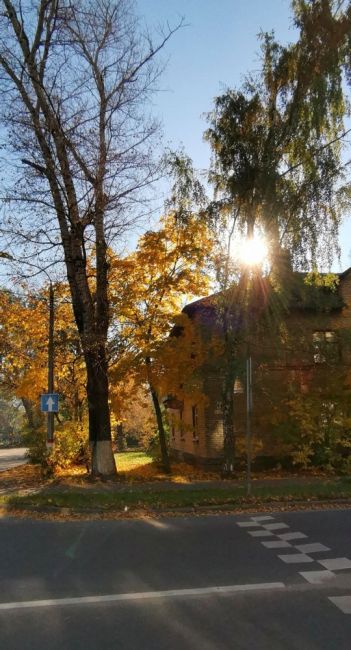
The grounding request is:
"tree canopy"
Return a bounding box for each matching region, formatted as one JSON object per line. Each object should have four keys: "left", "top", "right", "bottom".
{"left": 205, "top": 0, "right": 351, "bottom": 269}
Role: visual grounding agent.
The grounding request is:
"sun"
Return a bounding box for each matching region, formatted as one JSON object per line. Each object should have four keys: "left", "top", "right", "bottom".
{"left": 239, "top": 235, "right": 268, "bottom": 267}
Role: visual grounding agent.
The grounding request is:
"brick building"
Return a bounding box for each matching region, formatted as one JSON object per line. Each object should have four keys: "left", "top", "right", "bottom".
{"left": 165, "top": 269, "right": 351, "bottom": 467}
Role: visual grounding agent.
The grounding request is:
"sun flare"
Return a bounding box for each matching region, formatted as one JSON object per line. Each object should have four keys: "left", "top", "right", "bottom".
{"left": 239, "top": 235, "right": 268, "bottom": 267}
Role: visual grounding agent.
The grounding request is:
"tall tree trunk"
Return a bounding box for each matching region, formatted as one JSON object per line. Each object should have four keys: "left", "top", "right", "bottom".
{"left": 145, "top": 357, "right": 170, "bottom": 473}
{"left": 116, "top": 423, "right": 125, "bottom": 452}
{"left": 21, "top": 398, "right": 41, "bottom": 431}
{"left": 85, "top": 346, "right": 116, "bottom": 476}
{"left": 21, "top": 398, "right": 35, "bottom": 430}
{"left": 149, "top": 385, "right": 171, "bottom": 473}
{"left": 64, "top": 227, "right": 116, "bottom": 476}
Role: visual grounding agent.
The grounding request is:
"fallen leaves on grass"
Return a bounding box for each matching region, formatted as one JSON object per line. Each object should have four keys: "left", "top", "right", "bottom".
{"left": 0, "top": 463, "right": 46, "bottom": 492}
{"left": 54, "top": 465, "right": 87, "bottom": 478}
{"left": 119, "top": 459, "right": 219, "bottom": 483}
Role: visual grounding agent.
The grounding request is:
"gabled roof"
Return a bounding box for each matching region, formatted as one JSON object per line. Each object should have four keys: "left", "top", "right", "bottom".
{"left": 182, "top": 268, "right": 349, "bottom": 326}
{"left": 183, "top": 293, "right": 220, "bottom": 319}
{"left": 337, "top": 267, "right": 351, "bottom": 280}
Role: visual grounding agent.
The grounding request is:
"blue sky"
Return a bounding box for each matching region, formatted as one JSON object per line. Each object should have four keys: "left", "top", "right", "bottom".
{"left": 137, "top": 0, "right": 350, "bottom": 271}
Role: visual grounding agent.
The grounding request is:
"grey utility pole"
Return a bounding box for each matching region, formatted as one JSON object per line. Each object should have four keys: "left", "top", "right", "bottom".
{"left": 246, "top": 355, "right": 253, "bottom": 496}
{"left": 47, "top": 282, "right": 55, "bottom": 449}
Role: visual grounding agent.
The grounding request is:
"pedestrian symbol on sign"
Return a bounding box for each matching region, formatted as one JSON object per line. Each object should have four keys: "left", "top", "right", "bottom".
{"left": 40, "top": 393, "right": 59, "bottom": 413}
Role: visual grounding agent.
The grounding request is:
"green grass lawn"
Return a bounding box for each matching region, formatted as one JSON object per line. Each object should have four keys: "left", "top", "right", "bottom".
{"left": 2, "top": 477, "right": 351, "bottom": 513}
{"left": 115, "top": 450, "right": 153, "bottom": 472}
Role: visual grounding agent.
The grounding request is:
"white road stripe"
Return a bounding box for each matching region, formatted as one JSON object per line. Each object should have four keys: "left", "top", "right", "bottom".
{"left": 248, "top": 530, "right": 274, "bottom": 537}
{"left": 278, "top": 553, "right": 314, "bottom": 564}
{"left": 329, "top": 596, "right": 351, "bottom": 614}
{"left": 262, "top": 541, "right": 292, "bottom": 549}
{"left": 278, "top": 532, "right": 307, "bottom": 541}
{"left": 318, "top": 558, "right": 351, "bottom": 571}
{"left": 237, "top": 522, "right": 262, "bottom": 528}
{"left": 263, "top": 523, "right": 289, "bottom": 531}
{"left": 0, "top": 583, "right": 286, "bottom": 611}
{"left": 251, "top": 516, "right": 275, "bottom": 522}
{"left": 300, "top": 570, "right": 336, "bottom": 584}
{"left": 295, "top": 543, "right": 330, "bottom": 554}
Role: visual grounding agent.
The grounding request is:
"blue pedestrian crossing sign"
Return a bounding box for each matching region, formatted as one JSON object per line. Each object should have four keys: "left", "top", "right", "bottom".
{"left": 41, "top": 393, "right": 59, "bottom": 413}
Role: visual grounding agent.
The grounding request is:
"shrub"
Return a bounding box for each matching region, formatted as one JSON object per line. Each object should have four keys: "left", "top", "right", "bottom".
{"left": 23, "top": 421, "right": 89, "bottom": 470}
{"left": 147, "top": 429, "right": 170, "bottom": 462}
{"left": 146, "top": 432, "right": 162, "bottom": 461}
{"left": 22, "top": 425, "right": 46, "bottom": 464}
{"left": 48, "top": 421, "right": 89, "bottom": 469}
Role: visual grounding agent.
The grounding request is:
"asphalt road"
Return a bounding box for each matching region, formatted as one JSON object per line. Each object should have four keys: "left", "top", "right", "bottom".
{"left": 1, "top": 508, "right": 351, "bottom": 649}
{"left": 0, "top": 448, "right": 28, "bottom": 472}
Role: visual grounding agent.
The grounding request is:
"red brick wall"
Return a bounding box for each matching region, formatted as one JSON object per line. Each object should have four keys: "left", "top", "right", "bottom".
{"left": 168, "top": 271, "right": 351, "bottom": 465}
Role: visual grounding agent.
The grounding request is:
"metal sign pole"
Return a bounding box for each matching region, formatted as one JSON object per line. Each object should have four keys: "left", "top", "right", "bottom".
{"left": 246, "top": 355, "right": 252, "bottom": 496}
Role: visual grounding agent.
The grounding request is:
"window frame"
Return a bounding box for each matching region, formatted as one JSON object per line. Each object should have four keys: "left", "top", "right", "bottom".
{"left": 312, "top": 330, "right": 339, "bottom": 364}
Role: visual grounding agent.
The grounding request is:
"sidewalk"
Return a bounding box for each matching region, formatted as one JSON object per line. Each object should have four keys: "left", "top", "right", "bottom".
{"left": 0, "top": 448, "right": 28, "bottom": 473}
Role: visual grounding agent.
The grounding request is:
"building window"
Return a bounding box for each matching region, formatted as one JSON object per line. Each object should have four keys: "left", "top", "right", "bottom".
{"left": 234, "top": 379, "right": 244, "bottom": 394}
{"left": 214, "top": 400, "right": 223, "bottom": 415}
{"left": 192, "top": 405, "right": 199, "bottom": 441}
{"left": 313, "top": 330, "right": 339, "bottom": 364}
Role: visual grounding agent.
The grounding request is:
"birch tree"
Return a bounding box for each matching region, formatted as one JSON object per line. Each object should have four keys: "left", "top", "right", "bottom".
{"left": 205, "top": 0, "right": 350, "bottom": 473}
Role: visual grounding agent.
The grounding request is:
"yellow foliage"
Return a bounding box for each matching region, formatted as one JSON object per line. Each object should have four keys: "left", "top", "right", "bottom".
{"left": 0, "top": 283, "right": 86, "bottom": 415}
{"left": 109, "top": 213, "right": 213, "bottom": 415}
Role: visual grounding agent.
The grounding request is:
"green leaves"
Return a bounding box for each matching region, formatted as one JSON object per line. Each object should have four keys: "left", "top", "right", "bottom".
{"left": 206, "top": 0, "right": 350, "bottom": 269}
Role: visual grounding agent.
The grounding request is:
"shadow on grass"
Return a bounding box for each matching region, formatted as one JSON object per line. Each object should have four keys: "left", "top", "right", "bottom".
{"left": 2, "top": 477, "right": 351, "bottom": 515}
{"left": 2, "top": 451, "right": 351, "bottom": 516}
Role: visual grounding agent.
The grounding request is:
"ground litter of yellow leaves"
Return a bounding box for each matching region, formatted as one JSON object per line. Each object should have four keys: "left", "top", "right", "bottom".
{"left": 0, "top": 450, "right": 333, "bottom": 495}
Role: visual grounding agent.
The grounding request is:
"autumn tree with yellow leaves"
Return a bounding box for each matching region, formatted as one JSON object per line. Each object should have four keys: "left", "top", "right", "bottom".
{"left": 0, "top": 284, "right": 86, "bottom": 435}
{"left": 110, "top": 212, "right": 212, "bottom": 472}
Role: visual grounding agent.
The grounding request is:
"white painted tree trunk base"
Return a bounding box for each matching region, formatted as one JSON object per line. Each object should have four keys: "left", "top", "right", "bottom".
{"left": 90, "top": 441, "right": 117, "bottom": 477}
